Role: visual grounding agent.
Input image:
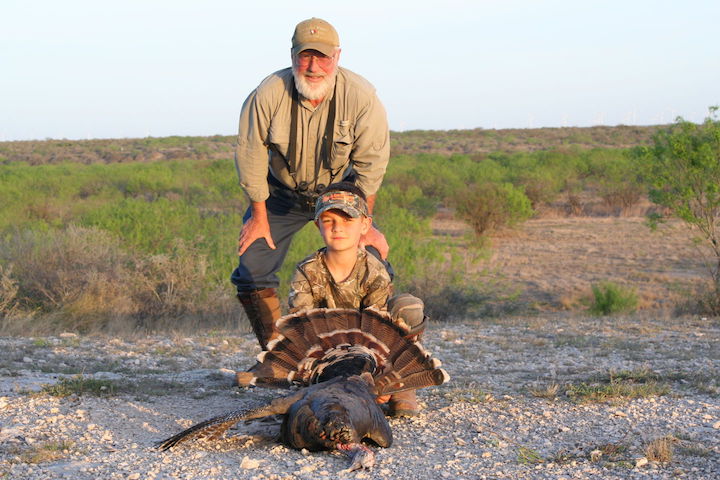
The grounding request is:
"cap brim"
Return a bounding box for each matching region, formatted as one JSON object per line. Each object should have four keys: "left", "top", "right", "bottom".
{"left": 292, "top": 42, "right": 337, "bottom": 57}
{"left": 314, "top": 204, "right": 362, "bottom": 221}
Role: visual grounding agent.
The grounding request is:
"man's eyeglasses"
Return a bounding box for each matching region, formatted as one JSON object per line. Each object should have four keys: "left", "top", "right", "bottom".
{"left": 295, "top": 52, "right": 335, "bottom": 68}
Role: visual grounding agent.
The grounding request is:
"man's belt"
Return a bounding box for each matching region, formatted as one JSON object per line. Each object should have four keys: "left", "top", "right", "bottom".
{"left": 267, "top": 174, "right": 323, "bottom": 212}
{"left": 268, "top": 169, "right": 357, "bottom": 212}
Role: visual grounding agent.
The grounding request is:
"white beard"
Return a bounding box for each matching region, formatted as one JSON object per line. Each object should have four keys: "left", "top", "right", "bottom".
{"left": 292, "top": 68, "right": 336, "bottom": 101}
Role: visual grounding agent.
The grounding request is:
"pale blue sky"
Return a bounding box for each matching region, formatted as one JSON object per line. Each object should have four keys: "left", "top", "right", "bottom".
{"left": 1, "top": 0, "right": 718, "bottom": 141}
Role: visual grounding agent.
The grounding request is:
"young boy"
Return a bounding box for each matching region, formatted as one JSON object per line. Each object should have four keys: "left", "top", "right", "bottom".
{"left": 287, "top": 182, "right": 426, "bottom": 416}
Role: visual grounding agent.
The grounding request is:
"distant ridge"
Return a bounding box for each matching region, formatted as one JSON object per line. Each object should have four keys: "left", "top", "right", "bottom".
{"left": 0, "top": 125, "right": 664, "bottom": 165}
{"left": 390, "top": 125, "right": 662, "bottom": 155}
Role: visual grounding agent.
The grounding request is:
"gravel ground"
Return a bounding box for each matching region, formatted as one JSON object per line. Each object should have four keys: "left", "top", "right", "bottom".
{"left": 1, "top": 314, "right": 719, "bottom": 479}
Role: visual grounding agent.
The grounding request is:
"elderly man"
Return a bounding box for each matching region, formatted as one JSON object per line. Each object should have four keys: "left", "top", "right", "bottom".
{"left": 230, "top": 17, "right": 392, "bottom": 350}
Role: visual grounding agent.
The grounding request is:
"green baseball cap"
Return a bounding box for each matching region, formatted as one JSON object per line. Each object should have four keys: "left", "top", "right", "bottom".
{"left": 314, "top": 190, "right": 368, "bottom": 221}
{"left": 291, "top": 18, "right": 339, "bottom": 57}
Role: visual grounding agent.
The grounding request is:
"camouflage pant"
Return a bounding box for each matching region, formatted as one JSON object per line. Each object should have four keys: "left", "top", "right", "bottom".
{"left": 388, "top": 293, "right": 426, "bottom": 337}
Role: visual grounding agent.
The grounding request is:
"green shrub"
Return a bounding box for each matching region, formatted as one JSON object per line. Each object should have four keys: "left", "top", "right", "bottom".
{"left": 636, "top": 107, "right": 720, "bottom": 295}
{"left": 373, "top": 199, "right": 446, "bottom": 284}
{"left": 589, "top": 281, "right": 638, "bottom": 315}
{"left": 506, "top": 150, "right": 589, "bottom": 208}
{"left": 0, "top": 144, "right": 657, "bottom": 330}
{"left": 451, "top": 182, "right": 533, "bottom": 237}
{"left": 514, "top": 168, "right": 564, "bottom": 207}
{"left": 586, "top": 150, "right": 646, "bottom": 214}
{"left": 380, "top": 184, "right": 437, "bottom": 219}
{"left": 384, "top": 153, "right": 465, "bottom": 201}
{"left": 371, "top": 194, "right": 500, "bottom": 318}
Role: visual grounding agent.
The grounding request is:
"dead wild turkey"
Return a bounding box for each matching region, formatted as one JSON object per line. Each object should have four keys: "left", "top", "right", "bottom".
{"left": 157, "top": 307, "right": 449, "bottom": 471}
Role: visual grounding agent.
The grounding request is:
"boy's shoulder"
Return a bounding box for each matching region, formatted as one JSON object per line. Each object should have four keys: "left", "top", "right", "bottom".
{"left": 295, "top": 248, "right": 390, "bottom": 283}
{"left": 296, "top": 249, "right": 325, "bottom": 272}
{"left": 362, "top": 249, "right": 392, "bottom": 284}
{"left": 362, "top": 248, "right": 386, "bottom": 269}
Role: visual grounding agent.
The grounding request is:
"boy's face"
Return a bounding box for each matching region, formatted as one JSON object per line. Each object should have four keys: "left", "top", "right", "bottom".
{"left": 315, "top": 209, "right": 371, "bottom": 254}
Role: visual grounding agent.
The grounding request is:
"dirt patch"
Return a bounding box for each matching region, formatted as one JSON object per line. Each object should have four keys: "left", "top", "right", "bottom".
{"left": 440, "top": 216, "right": 712, "bottom": 312}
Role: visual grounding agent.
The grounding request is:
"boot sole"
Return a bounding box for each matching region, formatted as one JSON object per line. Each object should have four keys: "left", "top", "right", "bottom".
{"left": 389, "top": 407, "right": 420, "bottom": 417}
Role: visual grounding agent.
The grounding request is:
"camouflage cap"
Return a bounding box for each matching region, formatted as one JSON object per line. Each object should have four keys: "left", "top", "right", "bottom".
{"left": 314, "top": 190, "right": 369, "bottom": 221}
{"left": 291, "top": 18, "right": 340, "bottom": 57}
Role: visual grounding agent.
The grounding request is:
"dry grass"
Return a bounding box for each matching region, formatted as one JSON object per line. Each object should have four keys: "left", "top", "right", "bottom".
{"left": 517, "top": 446, "right": 544, "bottom": 465}
{"left": 527, "top": 382, "right": 560, "bottom": 400}
{"left": 566, "top": 381, "right": 670, "bottom": 404}
{"left": 2, "top": 202, "right": 714, "bottom": 336}
{"left": 588, "top": 441, "right": 634, "bottom": 468}
{"left": 435, "top": 380, "right": 494, "bottom": 404}
{"left": 0, "top": 226, "right": 239, "bottom": 335}
{"left": 565, "top": 368, "right": 671, "bottom": 404}
{"left": 0, "top": 264, "right": 19, "bottom": 317}
{"left": 7, "top": 440, "right": 75, "bottom": 464}
{"left": 644, "top": 436, "right": 674, "bottom": 463}
{"left": 39, "top": 375, "right": 117, "bottom": 398}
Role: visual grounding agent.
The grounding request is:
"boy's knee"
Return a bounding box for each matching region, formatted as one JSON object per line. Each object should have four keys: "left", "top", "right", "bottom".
{"left": 388, "top": 293, "right": 426, "bottom": 337}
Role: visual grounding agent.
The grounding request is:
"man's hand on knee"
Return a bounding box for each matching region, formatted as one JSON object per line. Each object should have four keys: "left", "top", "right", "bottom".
{"left": 359, "top": 225, "right": 389, "bottom": 260}
{"left": 238, "top": 214, "right": 276, "bottom": 256}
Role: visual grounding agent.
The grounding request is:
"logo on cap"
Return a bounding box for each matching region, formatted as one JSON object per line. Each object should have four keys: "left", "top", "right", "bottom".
{"left": 314, "top": 190, "right": 369, "bottom": 220}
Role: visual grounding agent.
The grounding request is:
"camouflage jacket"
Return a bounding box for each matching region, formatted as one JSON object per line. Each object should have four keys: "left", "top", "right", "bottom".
{"left": 288, "top": 248, "right": 392, "bottom": 313}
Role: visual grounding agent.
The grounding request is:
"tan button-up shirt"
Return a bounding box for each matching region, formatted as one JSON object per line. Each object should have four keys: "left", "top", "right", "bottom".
{"left": 234, "top": 67, "right": 390, "bottom": 202}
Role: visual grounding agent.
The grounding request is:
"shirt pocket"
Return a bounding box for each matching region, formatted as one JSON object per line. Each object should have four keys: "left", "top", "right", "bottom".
{"left": 268, "top": 123, "right": 291, "bottom": 159}
{"left": 329, "top": 121, "right": 354, "bottom": 169}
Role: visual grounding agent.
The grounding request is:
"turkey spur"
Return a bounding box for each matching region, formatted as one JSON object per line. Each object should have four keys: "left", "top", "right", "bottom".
{"left": 157, "top": 307, "right": 449, "bottom": 471}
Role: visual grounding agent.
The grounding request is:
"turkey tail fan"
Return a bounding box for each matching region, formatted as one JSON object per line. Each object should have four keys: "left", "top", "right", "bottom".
{"left": 277, "top": 308, "right": 339, "bottom": 343}
{"left": 238, "top": 307, "right": 449, "bottom": 393}
{"left": 277, "top": 307, "right": 394, "bottom": 369}
{"left": 265, "top": 335, "right": 311, "bottom": 365}
{"left": 360, "top": 308, "right": 408, "bottom": 348}
{"left": 305, "top": 308, "right": 345, "bottom": 338}
{"left": 386, "top": 343, "right": 434, "bottom": 378}
{"left": 374, "top": 368, "right": 450, "bottom": 396}
{"left": 374, "top": 343, "right": 449, "bottom": 394}
{"left": 237, "top": 308, "right": 366, "bottom": 388}
{"left": 324, "top": 308, "right": 363, "bottom": 331}
{"left": 273, "top": 316, "right": 317, "bottom": 352}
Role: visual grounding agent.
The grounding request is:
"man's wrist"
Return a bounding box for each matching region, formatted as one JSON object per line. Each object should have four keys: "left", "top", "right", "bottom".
{"left": 365, "top": 194, "right": 376, "bottom": 215}
{"left": 250, "top": 201, "right": 268, "bottom": 218}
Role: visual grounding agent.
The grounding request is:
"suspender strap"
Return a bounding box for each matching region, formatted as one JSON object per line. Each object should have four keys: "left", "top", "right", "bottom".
{"left": 285, "top": 85, "right": 300, "bottom": 188}
{"left": 321, "top": 83, "right": 337, "bottom": 171}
